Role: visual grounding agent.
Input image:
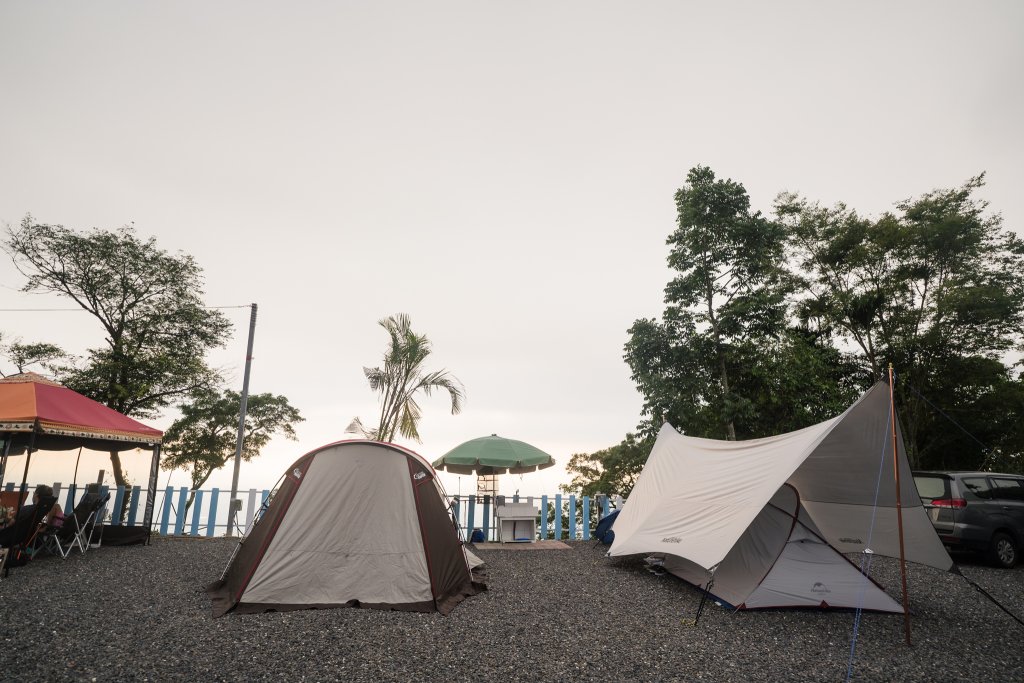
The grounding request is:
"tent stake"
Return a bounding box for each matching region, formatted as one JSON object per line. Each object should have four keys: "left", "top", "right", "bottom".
{"left": 889, "top": 365, "right": 912, "bottom": 646}
{"left": 689, "top": 576, "right": 716, "bottom": 627}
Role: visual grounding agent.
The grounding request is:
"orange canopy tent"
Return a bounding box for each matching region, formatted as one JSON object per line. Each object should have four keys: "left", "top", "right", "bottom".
{"left": 0, "top": 373, "right": 163, "bottom": 533}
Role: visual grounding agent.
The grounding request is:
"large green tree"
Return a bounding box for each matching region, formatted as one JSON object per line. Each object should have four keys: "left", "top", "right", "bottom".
{"left": 778, "top": 175, "right": 1024, "bottom": 470}
{"left": 570, "top": 171, "right": 1024, "bottom": 496}
{"left": 348, "top": 313, "right": 465, "bottom": 443}
{"left": 625, "top": 166, "right": 862, "bottom": 442}
{"left": 3, "top": 217, "right": 232, "bottom": 486}
{"left": 162, "top": 389, "right": 303, "bottom": 512}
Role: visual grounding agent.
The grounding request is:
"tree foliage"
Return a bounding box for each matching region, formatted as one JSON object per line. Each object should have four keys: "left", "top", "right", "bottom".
{"left": 162, "top": 389, "right": 303, "bottom": 510}
{"left": 3, "top": 217, "right": 232, "bottom": 485}
{"left": 0, "top": 337, "right": 68, "bottom": 376}
{"left": 777, "top": 174, "right": 1024, "bottom": 469}
{"left": 572, "top": 168, "right": 1024, "bottom": 496}
{"left": 625, "top": 166, "right": 862, "bottom": 442}
{"left": 348, "top": 313, "right": 464, "bottom": 443}
{"left": 562, "top": 433, "right": 653, "bottom": 496}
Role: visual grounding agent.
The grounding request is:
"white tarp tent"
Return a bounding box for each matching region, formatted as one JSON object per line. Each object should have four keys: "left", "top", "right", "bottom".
{"left": 609, "top": 382, "right": 952, "bottom": 611}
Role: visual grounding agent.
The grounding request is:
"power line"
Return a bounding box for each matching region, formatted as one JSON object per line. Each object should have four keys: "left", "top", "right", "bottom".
{"left": 0, "top": 308, "right": 87, "bottom": 312}
{"left": 0, "top": 305, "right": 252, "bottom": 312}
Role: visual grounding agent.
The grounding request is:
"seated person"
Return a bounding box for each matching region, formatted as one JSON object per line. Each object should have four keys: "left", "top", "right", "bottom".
{"left": 0, "top": 484, "right": 62, "bottom": 547}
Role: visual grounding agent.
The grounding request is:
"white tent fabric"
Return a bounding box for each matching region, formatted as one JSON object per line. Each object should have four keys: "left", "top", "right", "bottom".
{"left": 465, "top": 548, "right": 485, "bottom": 570}
{"left": 609, "top": 382, "right": 952, "bottom": 610}
{"left": 660, "top": 485, "right": 902, "bottom": 611}
{"left": 609, "top": 419, "right": 836, "bottom": 570}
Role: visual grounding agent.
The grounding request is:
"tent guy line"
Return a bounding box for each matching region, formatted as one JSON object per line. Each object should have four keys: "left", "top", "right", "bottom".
{"left": 845, "top": 396, "right": 896, "bottom": 677}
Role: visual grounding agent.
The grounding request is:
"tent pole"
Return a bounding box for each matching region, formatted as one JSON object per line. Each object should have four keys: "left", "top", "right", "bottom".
{"left": 888, "top": 365, "right": 912, "bottom": 646}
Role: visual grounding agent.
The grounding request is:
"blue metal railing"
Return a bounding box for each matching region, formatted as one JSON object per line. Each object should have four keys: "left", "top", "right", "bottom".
{"left": 449, "top": 492, "right": 623, "bottom": 542}
{"left": 3, "top": 480, "right": 624, "bottom": 541}
{"left": 2, "top": 481, "right": 273, "bottom": 537}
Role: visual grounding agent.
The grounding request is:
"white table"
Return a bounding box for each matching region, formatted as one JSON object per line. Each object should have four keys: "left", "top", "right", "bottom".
{"left": 495, "top": 503, "right": 538, "bottom": 543}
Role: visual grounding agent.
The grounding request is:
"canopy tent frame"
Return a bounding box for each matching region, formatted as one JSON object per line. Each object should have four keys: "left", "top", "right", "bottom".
{"left": 0, "top": 373, "right": 163, "bottom": 540}
{"left": 0, "top": 428, "right": 163, "bottom": 536}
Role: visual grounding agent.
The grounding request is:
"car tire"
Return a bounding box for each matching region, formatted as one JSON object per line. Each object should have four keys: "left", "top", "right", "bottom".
{"left": 988, "top": 531, "right": 1018, "bottom": 568}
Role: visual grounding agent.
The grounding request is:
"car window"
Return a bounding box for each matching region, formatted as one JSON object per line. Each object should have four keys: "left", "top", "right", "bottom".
{"left": 913, "top": 476, "right": 949, "bottom": 501}
{"left": 990, "top": 477, "right": 1024, "bottom": 501}
{"left": 961, "top": 477, "right": 993, "bottom": 500}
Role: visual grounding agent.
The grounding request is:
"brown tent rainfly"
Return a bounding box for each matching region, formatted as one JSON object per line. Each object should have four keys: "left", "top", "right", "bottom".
{"left": 208, "top": 440, "right": 484, "bottom": 617}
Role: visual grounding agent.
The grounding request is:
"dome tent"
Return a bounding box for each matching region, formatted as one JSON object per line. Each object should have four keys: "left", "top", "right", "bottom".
{"left": 208, "top": 439, "right": 484, "bottom": 617}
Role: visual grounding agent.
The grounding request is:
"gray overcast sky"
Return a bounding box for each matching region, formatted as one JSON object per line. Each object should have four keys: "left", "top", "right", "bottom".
{"left": 2, "top": 2, "right": 1022, "bottom": 495}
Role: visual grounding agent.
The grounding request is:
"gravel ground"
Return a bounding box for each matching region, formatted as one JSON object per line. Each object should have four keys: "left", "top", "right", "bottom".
{"left": 0, "top": 538, "right": 1021, "bottom": 682}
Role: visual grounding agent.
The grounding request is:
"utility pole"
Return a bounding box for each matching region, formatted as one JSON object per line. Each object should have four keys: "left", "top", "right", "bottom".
{"left": 227, "top": 303, "right": 257, "bottom": 536}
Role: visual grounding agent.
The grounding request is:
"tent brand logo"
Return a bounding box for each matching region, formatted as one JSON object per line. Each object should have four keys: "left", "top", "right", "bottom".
{"left": 292, "top": 468, "right": 302, "bottom": 479}
{"left": 413, "top": 472, "right": 427, "bottom": 480}
{"left": 839, "top": 537, "right": 863, "bottom": 544}
{"left": 661, "top": 537, "right": 682, "bottom": 544}
{"left": 811, "top": 582, "right": 831, "bottom": 594}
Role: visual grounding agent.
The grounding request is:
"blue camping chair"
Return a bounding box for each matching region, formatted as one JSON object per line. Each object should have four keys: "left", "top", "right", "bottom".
{"left": 594, "top": 509, "right": 620, "bottom": 545}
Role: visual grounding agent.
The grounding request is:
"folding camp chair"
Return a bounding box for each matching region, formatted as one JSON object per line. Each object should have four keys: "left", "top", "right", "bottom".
{"left": 34, "top": 493, "right": 107, "bottom": 559}
{"left": 83, "top": 492, "right": 110, "bottom": 550}
{"left": 1, "top": 495, "right": 56, "bottom": 576}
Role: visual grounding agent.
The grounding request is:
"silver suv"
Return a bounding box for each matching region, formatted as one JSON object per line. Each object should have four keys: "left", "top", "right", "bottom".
{"left": 913, "top": 471, "right": 1024, "bottom": 568}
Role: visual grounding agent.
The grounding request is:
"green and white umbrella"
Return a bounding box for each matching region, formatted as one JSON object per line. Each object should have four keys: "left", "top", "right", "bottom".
{"left": 432, "top": 434, "right": 556, "bottom": 475}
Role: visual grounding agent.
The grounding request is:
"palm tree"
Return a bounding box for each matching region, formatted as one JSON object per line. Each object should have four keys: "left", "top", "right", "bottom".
{"left": 348, "top": 314, "right": 464, "bottom": 442}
